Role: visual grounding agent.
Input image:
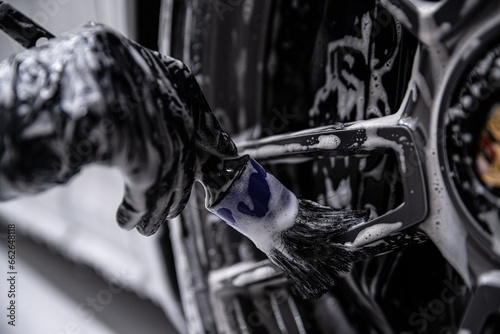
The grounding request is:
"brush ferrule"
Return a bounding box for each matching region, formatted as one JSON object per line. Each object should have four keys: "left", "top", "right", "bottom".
{"left": 207, "top": 159, "right": 299, "bottom": 253}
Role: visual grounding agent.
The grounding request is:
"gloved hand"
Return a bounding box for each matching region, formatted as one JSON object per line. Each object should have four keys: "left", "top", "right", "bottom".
{"left": 0, "top": 22, "right": 237, "bottom": 235}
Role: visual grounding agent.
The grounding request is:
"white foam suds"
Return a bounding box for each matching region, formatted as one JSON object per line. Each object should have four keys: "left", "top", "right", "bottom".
{"left": 380, "top": 0, "right": 413, "bottom": 30}
{"left": 364, "top": 127, "right": 407, "bottom": 174}
{"left": 316, "top": 135, "right": 341, "bottom": 149}
{"left": 349, "top": 222, "right": 403, "bottom": 247}
{"left": 308, "top": 13, "right": 373, "bottom": 123}
{"left": 242, "top": 134, "right": 340, "bottom": 160}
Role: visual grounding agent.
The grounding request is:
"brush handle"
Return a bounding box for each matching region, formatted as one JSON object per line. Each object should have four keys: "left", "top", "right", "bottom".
{"left": 0, "top": 1, "right": 55, "bottom": 48}
{"left": 206, "top": 158, "right": 299, "bottom": 253}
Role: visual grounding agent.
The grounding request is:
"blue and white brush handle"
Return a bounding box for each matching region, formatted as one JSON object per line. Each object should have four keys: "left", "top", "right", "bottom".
{"left": 206, "top": 158, "right": 299, "bottom": 254}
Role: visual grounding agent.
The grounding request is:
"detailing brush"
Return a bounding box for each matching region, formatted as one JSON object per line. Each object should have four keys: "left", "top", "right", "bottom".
{"left": 0, "top": 6, "right": 372, "bottom": 300}
{"left": 200, "top": 155, "right": 369, "bottom": 299}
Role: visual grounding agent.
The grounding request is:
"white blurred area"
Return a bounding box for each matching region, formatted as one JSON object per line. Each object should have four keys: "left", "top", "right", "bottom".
{"left": 0, "top": 0, "right": 136, "bottom": 60}
{"left": 0, "top": 1, "right": 184, "bottom": 333}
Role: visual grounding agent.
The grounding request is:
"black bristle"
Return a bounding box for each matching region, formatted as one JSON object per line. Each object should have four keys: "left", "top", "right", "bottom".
{"left": 268, "top": 199, "right": 369, "bottom": 299}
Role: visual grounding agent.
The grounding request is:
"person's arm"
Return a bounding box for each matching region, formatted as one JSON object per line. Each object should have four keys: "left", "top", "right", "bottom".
{"left": 0, "top": 22, "right": 236, "bottom": 235}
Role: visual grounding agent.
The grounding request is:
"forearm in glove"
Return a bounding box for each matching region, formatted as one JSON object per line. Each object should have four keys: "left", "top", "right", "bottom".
{"left": 0, "top": 22, "right": 237, "bottom": 235}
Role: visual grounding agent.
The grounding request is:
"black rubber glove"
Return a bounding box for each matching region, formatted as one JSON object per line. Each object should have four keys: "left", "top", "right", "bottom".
{"left": 0, "top": 22, "right": 237, "bottom": 235}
